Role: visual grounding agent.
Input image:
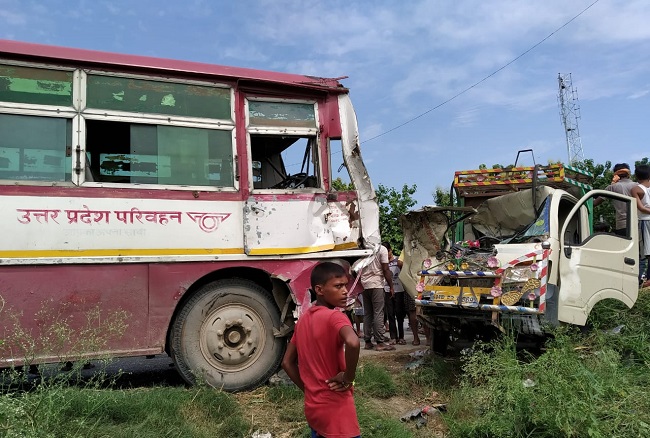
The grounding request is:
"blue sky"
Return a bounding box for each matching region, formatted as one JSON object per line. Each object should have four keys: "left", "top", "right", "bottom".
{"left": 2, "top": 0, "right": 649, "bottom": 206}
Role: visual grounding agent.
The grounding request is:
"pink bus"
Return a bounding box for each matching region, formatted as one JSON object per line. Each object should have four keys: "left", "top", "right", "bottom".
{"left": 0, "top": 40, "right": 380, "bottom": 391}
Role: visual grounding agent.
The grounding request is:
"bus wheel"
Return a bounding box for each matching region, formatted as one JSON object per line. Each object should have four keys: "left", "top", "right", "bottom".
{"left": 170, "top": 279, "right": 286, "bottom": 391}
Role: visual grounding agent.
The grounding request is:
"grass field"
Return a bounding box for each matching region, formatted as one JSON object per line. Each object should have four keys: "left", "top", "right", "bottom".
{"left": 2, "top": 291, "right": 650, "bottom": 437}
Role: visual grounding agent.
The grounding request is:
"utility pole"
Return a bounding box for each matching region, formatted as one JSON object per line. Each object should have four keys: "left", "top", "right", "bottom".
{"left": 557, "top": 73, "right": 584, "bottom": 165}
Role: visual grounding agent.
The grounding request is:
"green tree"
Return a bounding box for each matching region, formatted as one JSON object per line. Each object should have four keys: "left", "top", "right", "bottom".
{"left": 375, "top": 184, "right": 417, "bottom": 255}
{"left": 636, "top": 157, "right": 650, "bottom": 167}
{"left": 573, "top": 158, "right": 614, "bottom": 226}
{"left": 331, "top": 177, "right": 354, "bottom": 191}
{"left": 433, "top": 186, "right": 451, "bottom": 207}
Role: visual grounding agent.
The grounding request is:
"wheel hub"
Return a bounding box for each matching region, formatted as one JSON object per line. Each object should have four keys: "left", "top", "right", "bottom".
{"left": 201, "top": 305, "right": 264, "bottom": 370}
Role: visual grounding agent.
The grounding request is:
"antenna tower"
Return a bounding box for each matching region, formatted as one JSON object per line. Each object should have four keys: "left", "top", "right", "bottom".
{"left": 558, "top": 73, "right": 584, "bottom": 164}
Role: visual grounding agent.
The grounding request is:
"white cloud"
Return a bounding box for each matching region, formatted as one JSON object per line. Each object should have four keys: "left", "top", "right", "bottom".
{"left": 214, "top": 0, "right": 645, "bottom": 115}
{"left": 628, "top": 89, "right": 650, "bottom": 100}
{"left": 571, "top": 0, "right": 650, "bottom": 43}
{"left": 452, "top": 107, "right": 480, "bottom": 128}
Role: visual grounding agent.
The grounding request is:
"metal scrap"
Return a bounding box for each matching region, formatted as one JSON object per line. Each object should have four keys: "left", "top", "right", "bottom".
{"left": 400, "top": 405, "right": 444, "bottom": 429}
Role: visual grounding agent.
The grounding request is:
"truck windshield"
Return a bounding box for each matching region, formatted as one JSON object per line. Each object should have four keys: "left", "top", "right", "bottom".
{"left": 502, "top": 196, "right": 551, "bottom": 244}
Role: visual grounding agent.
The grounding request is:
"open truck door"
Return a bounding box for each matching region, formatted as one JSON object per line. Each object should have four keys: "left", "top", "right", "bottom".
{"left": 558, "top": 190, "right": 639, "bottom": 325}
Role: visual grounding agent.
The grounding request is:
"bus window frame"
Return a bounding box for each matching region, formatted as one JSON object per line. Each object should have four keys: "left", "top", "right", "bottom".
{"left": 0, "top": 60, "right": 78, "bottom": 110}
{"left": 245, "top": 97, "right": 322, "bottom": 193}
{"left": 78, "top": 70, "right": 239, "bottom": 192}
{"left": 0, "top": 61, "right": 79, "bottom": 186}
{"left": 80, "top": 70, "right": 235, "bottom": 125}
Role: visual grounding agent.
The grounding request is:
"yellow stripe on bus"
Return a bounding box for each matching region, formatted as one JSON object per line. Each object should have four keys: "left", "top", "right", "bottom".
{"left": 0, "top": 248, "right": 245, "bottom": 258}
{"left": 333, "top": 242, "right": 359, "bottom": 251}
{"left": 247, "top": 243, "right": 335, "bottom": 255}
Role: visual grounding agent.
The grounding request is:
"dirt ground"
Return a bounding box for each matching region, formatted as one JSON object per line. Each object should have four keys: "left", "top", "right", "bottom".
{"left": 360, "top": 348, "right": 448, "bottom": 438}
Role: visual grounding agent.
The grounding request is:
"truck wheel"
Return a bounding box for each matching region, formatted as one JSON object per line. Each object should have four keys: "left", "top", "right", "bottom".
{"left": 170, "top": 279, "right": 285, "bottom": 391}
{"left": 430, "top": 329, "right": 449, "bottom": 356}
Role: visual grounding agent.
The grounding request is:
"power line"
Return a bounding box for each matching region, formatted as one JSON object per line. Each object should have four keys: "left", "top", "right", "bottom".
{"left": 361, "top": 0, "right": 601, "bottom": 144}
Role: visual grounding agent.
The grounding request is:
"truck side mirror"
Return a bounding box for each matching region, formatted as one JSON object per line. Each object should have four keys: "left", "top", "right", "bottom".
{"left": 542, "top": 241, "right": 551, "bottom": 250}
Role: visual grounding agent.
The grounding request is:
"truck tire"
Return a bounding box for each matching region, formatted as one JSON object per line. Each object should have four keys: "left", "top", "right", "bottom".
{"left": 170, "top": 279, "right": 285, "bottom": 391}
{"left": 430, "top": 328, "right": 449, "bottom": 356}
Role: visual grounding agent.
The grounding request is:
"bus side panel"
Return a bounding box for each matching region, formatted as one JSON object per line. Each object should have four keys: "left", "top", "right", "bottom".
{"left": 0, "top": 193, "right": 244, "bottom": 260}
{"left": 0, "top": 264, "right": 149, "bottom": 365}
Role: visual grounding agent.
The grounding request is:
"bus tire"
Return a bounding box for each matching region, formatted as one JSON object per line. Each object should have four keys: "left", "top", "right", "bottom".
{"left": 170, "top": 278, "right": 285, "bottom": 391}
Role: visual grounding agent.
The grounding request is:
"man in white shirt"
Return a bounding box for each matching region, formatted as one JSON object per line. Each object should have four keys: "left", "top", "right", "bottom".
{"left": 634, "top": 165, "right": 650, "bottom": 287}
{"left": 359, "top": 244, "right": 396, "bottom": 351}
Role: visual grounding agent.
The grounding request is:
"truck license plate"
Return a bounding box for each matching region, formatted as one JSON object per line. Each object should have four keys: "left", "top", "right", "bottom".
{"left": 433, "top": 293, "right": 477, "bottom": 304}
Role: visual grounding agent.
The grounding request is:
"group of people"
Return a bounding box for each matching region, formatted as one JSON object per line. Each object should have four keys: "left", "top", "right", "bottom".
{"left": 594, "top": 162, "right": 650, "bottom": 287}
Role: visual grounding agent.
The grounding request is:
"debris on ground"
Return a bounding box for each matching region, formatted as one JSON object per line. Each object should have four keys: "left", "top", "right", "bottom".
{"left": 406, "top": 349, "right": 430, "bottom": 369}
{"left": 522, "top": 378, "right": 536, "bottom": 388}
{"left": 268, "top": 369, "right": 293, "bottom": 386}
{"left": 430, "top": 403, "right": 446, "bottom": 412}
{"left": 405, "top": 359, "right": 424, "bottom": 370}
{"left": 400, "top": 405, "right": 444, "bottom": 429}
{"left": 251, "top": 431, "right": 272, "bottom": 438}
{"left": 409, "top": 349, "right": 429, "bottom": 359}
{"left": 605, "top": 325, "right": 624, "bottom": 335}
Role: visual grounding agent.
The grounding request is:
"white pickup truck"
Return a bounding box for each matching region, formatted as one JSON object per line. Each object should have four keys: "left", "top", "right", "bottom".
{"left": 400, "top": 184, "right": 639, "bottom": 353}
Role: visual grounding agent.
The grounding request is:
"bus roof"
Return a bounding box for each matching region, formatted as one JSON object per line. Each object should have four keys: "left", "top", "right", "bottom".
{"left": 0, "top": 39, "right": 348, "bottom": 93}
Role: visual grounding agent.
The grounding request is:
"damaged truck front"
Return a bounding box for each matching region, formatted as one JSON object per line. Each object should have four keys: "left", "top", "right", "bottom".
{"left": 400, "top": 165, "right": 639, "bottom": 353}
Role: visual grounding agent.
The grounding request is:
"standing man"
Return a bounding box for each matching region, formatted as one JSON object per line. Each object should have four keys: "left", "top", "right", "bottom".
{"left": 359, "top": 244, "right": 396, "bottom": 351}
{"left": 398, "top": 251, "right": 422, "bottom": 346}
{"left": 384, "top": 242, "right": 407, "bottom": 345}
{"left": 595, "top": 163, "right": 639, "bottom": 235}
{"left": 595, "top": 162, "right": 650, "bottom": 285}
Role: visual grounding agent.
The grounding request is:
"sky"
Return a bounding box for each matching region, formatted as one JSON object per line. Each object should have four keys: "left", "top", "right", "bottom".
{"left": 1, "top": 0, "right": 649, "bottom": 206}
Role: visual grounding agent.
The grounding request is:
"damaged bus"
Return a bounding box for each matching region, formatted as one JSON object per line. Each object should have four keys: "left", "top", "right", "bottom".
{"left": 0, "top": 40, "right": 380, "bottom": 391}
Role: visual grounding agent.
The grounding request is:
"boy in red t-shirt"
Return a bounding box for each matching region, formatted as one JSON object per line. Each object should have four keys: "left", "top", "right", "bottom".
{"left": 282, "top": 262, "right": 361, "bottom": 438}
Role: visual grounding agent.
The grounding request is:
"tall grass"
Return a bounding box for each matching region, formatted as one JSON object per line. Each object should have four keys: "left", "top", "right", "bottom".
{"left": 0, "top": 383, "right": 250, "bottom": 437}
{"left": 1, "top": 295, "right": 415, "bottom": 437}
{"left": 441, "top": 293, "right": 650, "bottom": 438}
{"left": 11, "top": 291, "right": 650, "bottom": 437}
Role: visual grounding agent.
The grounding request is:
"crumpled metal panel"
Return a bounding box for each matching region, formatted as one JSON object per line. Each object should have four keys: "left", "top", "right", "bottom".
{"left": 338, "top": 94, "right": 380, "bottom": 247}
